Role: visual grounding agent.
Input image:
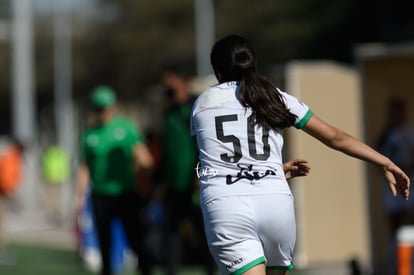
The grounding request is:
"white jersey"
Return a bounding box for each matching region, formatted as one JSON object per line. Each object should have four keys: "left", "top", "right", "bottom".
{"left": 191, "top": 81, "right": 313, "bottom": 206}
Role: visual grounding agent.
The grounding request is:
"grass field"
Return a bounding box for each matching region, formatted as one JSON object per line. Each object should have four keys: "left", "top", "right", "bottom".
{"left": 0, "top": 243, "right": 226, "bottom": 275}
{"left": 0, "top": 243, "right": 97, "bottom": 275}
{"left": 0, "top": 242, "right": 347, "bottom": 275}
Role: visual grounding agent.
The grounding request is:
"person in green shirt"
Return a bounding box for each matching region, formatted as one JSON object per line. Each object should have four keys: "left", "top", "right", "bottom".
{"left": 161, "top": 66, "right": 216, "bottom": 275}
{"left": 74, "top": 86, "right": 155, "bottom": 275}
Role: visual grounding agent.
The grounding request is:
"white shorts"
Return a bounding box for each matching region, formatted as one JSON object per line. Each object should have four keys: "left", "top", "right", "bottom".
{"left": 201, "top": 193, "right": 296, "bottom": 275}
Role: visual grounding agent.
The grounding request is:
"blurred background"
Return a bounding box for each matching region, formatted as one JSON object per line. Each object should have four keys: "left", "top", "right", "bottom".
{"left": 0, "top": 0, "right": 414, "bottom": 274}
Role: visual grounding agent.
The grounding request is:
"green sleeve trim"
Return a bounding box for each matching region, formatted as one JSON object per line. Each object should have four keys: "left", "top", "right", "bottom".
{"left": 231, "top": 256, "right": 266, "bottom": 275}
{"left": 267, "top": 263, "right": 294, "bottom": 270}
{"left": 295, "top": 109, "right": 314, "bottom": 129}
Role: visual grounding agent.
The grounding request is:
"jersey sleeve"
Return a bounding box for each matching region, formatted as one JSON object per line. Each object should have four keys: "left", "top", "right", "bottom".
{"left": 79, "top": 133, "right": 88, "bottom": 163}
{"left": 190, "top": 116, "right": 195, "bottom": 136}
{"left": 279, "top": 90, "right": 313, "bottom": 129}
{"left": 125, "top": 119, "right": 145, "bottom": 144}
{"left": 190, "top": 109, "right": 197, "bottom": 137}
{"left": 190, "top": 97, "right": 200, "bottom": 136}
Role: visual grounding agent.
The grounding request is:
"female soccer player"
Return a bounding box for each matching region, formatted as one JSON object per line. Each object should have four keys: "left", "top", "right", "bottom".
{"left": 190, "top": 34, "right": 410, "bottom": 275}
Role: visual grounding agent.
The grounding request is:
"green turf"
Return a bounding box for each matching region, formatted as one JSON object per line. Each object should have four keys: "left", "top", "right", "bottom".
{"left": 0, "top": 243, "right": 95, "bottom": 275}
{"left": 0, "top": 243, "right": 316, "bottom": 275}
{"left": 0, "top": 243, "right": 216, "bottom": 275}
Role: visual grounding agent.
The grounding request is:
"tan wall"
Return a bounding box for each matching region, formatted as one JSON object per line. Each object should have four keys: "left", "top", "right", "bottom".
{"left": 285, "top": 61, "right": 370, "bottom": 267}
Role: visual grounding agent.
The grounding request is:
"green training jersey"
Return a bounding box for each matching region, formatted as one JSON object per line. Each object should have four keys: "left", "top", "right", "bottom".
{"left": 163, "top": 99, "right": 198, "bottom": 192}
{"left": 80, "top": 117, "right": 144, "bottom": 195}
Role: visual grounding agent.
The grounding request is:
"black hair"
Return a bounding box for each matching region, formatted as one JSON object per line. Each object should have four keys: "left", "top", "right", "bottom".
{"left": 161, "top": 63, "right": 192, "bottom": 80}
{"left": 210, "top": 34, "right": 297, "bottom": 130}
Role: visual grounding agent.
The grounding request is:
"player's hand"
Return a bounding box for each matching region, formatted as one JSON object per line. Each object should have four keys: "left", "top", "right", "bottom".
{"left": 284, "top": 159, "right": 310, "bottom": 180}
{"left": 384, "top": 162, "right": 410, "bottom": 200}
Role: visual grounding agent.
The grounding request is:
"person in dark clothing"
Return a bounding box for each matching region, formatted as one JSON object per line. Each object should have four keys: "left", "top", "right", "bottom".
{"left": 161, "top": 66, "right": 216, "bottom": 275}
{"left": 74, "top": 86, "right": 156, "bottom": 275}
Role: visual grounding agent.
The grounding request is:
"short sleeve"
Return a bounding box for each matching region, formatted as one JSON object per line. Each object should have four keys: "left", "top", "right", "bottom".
{"left": 279, "top": 90, "right": 313, "bottom": 129}
{"left": 79, "top": 133, "right": 88, "bottom": 163}
{"left": 124, "top": 119, "right": 145, "bottom": 144}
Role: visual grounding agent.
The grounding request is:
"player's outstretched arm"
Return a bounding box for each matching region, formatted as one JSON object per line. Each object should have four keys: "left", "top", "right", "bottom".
{"left": 284, "top": 159, "right": 311, "bottom": 180}
{"left": 302, "top": 114, "right": 410, "bottom": 200}
{"left": 74, "top": 164, "right": 90, "bottom": 214}
{"left": 133, "top": 142, "right": 154, "bottom": 170}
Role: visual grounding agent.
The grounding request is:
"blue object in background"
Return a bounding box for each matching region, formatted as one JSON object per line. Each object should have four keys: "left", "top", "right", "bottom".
{"left": 111, "top": 219, "right": 128, "bottom": 272}
{"left": 79, "top": 193, "right": 129, "bottom": 273}
{"left": 146, "top": 200, "right": 164, "bottom": 224}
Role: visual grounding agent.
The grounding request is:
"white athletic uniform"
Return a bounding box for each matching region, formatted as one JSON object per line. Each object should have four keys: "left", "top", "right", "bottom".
{"left": 190, "top": 81, "right": 313, "bottom": 275}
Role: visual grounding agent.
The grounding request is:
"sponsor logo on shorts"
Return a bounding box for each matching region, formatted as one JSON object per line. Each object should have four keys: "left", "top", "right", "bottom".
{"left": 226, "top": 257, "right": 243, "bottom": 269}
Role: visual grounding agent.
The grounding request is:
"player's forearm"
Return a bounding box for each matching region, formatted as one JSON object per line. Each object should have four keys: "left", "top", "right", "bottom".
{"left": 133, "top": 143, "right": 154, "bottom": 169}
{"left": 74, "top": 165, "right": 89, "bottom": 210}
{"left": 329, "top": 130, "right": 392, "bottom": 169}
{"left": 304, "top": 116, "right": 391, "bottom": 169}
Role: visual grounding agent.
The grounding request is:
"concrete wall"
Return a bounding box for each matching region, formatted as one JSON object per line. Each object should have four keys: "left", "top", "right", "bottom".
{"left": 355, "top": 42, "right": 414, "bottom": 273}
{"left": 284, "top": 61, "right": 370, "bottom": 268}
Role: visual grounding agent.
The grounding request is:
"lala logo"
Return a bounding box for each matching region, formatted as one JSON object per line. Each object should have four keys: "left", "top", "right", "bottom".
{"left": 226, "top": 257, "right": 243, "bottom": 269}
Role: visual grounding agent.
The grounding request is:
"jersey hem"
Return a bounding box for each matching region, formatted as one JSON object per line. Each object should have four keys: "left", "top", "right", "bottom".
{"left": 200, "top": 189, "right": 292, "bottom": 208}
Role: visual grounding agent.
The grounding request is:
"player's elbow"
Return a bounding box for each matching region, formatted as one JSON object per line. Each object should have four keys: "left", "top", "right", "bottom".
{"left": 325, "top": 128, "right": 347, "bottom": 150}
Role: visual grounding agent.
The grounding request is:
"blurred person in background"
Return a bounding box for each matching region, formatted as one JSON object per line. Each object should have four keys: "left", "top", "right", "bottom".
{"left": 0, "top": 137, "right": 24, "bottom": 265}
{"left": 74, "top": 85, "right": 156, "bottom": 275}
{"left": 160, "top": 65, "right": 216, "bottom": 275}
{"left": 42, "top": 145, "right": 70, "bottom": 224}
{"left": 377, "top": 97, "right": 414, "bottom": 275}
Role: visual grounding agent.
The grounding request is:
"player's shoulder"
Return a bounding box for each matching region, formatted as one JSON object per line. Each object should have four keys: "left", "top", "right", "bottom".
{"left": 277, "top": 88, "right": 307, "bottom": 107}
{"left": 83, "top": 126, "right": 98, "bottom": 137}
{"left": 276, "top": 88, "right": 293, "bottom": 99}
{"left": 110, "top": 116, "right": 135, "bottom": 126}
{"left": 194, "top": 82, "right": 238, "bottom": 110}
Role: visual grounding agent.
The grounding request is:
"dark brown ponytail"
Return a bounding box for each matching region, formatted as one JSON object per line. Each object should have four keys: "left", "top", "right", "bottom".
{"left": 211, "top": 35, "right": 297, "bottom": 130}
